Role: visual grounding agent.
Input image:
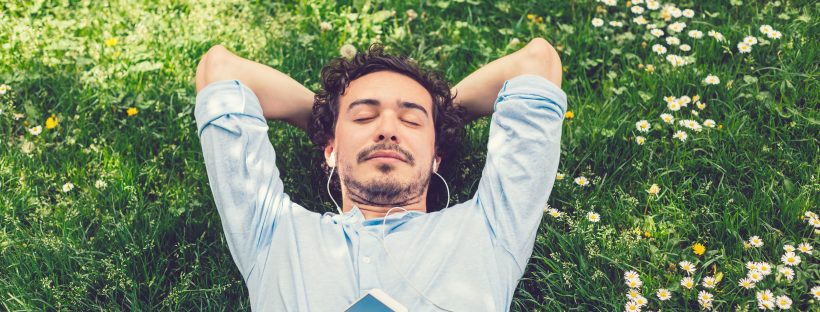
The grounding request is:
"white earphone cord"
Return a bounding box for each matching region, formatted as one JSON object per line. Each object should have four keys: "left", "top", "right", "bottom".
{"left": 380, "top": 170, "right": 453, "bottom": 311}
{"left": 327, "top": 161, "right": 453, "bottom": 311}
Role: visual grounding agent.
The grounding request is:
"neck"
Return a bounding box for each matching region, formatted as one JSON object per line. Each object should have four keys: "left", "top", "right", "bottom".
{"left": 343, "top": 196, "right": 427, "bottom": 220}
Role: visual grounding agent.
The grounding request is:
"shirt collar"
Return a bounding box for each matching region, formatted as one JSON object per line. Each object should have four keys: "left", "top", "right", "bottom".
{"left": 334, "top": 205, "right": 425, "bottom": 229}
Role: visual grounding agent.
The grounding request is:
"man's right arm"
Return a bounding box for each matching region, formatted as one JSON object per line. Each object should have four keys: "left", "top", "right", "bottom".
{"left": 194, "top": 46, "right": 304, "bottom": 280}
{"left": 196, "top": 45, "right": 315, "bottom": 131}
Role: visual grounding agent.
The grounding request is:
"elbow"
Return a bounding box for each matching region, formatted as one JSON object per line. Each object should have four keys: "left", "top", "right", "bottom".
{"left": 517, "top": 38, "right": 563, "bottom": 88}
{"left": 196, "top": 45, "right": 233, "bottom": 92}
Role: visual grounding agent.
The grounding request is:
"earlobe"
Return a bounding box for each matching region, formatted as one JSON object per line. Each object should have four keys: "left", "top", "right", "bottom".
{"left": 325, "top": 144, "right": 336, "bottom": 168}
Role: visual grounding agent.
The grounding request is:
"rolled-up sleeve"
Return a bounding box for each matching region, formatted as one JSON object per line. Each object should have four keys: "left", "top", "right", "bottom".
{"left": 194, "top": 79, "right": 285, "bottom": 280}
{"left": 474, "top": 74, "right": 567, "bottom": 273}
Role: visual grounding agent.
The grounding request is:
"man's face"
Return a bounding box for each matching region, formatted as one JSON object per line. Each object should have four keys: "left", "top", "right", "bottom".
{"left": 326, "top": 70, "right": 439, "bottom": 207}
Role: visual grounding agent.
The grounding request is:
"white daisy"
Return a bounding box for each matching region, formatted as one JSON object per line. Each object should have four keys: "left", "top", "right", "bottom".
{"left": 707, "top": 30, "right": 726, "bottom": 42}
{"left": 660, "top": 113, "right": 675, "bottom": 124}
{"left": 781, "top": 252, "right": 801, "bottom": 266}
{"left": 743, "top": 35, "right": 758, "bottom": 45}
{"left": 667, "top": 100, "right": 681, "bottom": 111}
{"left": 673, "top": 130, "right": 688, "bottom": 142}
{"left": 635, "top": 120, "right": 651, "bottom": 132}
{"left": 688, "top": 30, "right": 703, "bottom": 39}
{"left": 701, "top": 276, "right": 717, "bottom": 289}
{"left": 738, "top": 277, "right": 756, "bottom": 289}
{"left": 748, "top": 235, "right": 764, "bottom": 247}
{"left": 778, "top": 267, "right": 795, "bottom": 281}
{"left": 656, "top": 288, "right": 671, "bottom": 301}
{"left": 756, "top": 262, "right": 772, "bottom": 276}
{"left": 680, "top": 276, "right": 695, "bottom": 289}
{"left": 703, "top": 119, "right": 715, "bottom": 128}
{"left": 652, "top": 44, "right": 667, "bottom": 55}
{"left": 591, "top": 18, "right": 604, "bottom": 27}
{"left": 587, "top": 211, "right": 600, "bottom": 223}
{"left": 62, "top": 182, "right": 75, "bottom": 193}
{"left": 797, "top": 242, "right": 813, "bottom": 254}
{"left": 575, "top": 176, "right": 590, "bottom": 186}
{"left": 747, "top": 269, "right": 764, "bottom": 282}
{"left": 775, "top": 295, "right": 792, "bottom": 309}
{"left": 703, "top": 74, "right": 720, "bottom": 85}
{"left": 28, "top": 125, "right": 42, "bottom": 136}
{"left": 635, "top": 136, "right": 646, "bottom": 145}
{"left": 737, "top": 42, "right": 752, "bottom": 53}
{"left": 667, "top": 22, "right": 686, "bottom": 33}
{"left": 679, "top": 261, "right": 696, "bottom": 274}
{"left": 756, "top": 289, "right": 774, "bottom": 304}
{"left": 666, "top": 54, "right": 686, "bottom": 67}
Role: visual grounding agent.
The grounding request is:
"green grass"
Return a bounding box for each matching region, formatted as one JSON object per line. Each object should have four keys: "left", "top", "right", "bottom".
{"left": 1, "top": 0, "right": 818, "bottom": 310}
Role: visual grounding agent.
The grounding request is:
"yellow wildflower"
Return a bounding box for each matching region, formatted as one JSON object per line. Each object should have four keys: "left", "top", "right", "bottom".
{"left": 644, "top": 231, "right": 651, "bottom": 238}
{"left": 565, "top": 111, "right": 574, "bottom": 119}
{"left": 527, "top": 14, "right": 536, "bottom": 20}
{"left": 45, "top": 115, "right": 59, "bottom": 129}
{"left": 693, "top": 243, "right": 706, "bottom": 256}
{"left": 127, "top": 107, "right": 138, "bottom": 116}
{"left": 105, "top": 38, "right": 118, "bottom": 47}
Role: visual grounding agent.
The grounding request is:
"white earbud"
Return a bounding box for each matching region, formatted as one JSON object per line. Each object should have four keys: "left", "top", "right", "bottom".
{"left": 432, "top": 158, "right": 438, "bottom": 172}
{"left": 328, "top": 151, "right": 336, "bottom": 168}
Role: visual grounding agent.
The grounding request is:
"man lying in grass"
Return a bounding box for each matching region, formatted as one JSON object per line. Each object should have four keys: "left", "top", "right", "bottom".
{"left": 194, "top": 37, "right": 566, "bottom": 311}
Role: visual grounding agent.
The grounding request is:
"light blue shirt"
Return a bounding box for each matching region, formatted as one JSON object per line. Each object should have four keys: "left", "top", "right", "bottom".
{"left": 194, "top": 74, "right": 567, "bottom": 311}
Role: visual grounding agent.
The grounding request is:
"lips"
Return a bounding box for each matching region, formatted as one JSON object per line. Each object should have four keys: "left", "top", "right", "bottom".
{"left": 366, "top": 150, "right": 407, "bottom": 162}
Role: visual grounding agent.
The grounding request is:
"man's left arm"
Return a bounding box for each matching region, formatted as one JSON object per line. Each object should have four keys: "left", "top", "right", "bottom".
{"left": 451, "top": 38, "right": 562, "bottom": 123}
{"left": 453, "top": 38, "right": 566, "bottom": 273}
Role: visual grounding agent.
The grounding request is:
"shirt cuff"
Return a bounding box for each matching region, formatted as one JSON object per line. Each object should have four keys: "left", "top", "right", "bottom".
{"left": 492, "top": 74, "right": 568, "bottom": 116}
{"left": 195, "top": 79, "right": 266, "bottom": 137}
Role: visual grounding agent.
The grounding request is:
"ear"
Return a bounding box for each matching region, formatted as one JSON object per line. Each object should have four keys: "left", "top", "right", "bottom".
{"left": 324, "top": 139, "right": 336, "bottom": 168}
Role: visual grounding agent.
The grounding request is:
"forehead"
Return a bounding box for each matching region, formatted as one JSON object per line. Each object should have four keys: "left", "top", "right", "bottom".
{"left": 339, "top": 71, "right": 433, "bottom": 111}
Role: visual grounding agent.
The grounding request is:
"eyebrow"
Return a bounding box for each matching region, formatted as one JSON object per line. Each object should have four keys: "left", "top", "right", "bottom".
{"left": 346, "top": 98, "right": 429, "bottom": 117}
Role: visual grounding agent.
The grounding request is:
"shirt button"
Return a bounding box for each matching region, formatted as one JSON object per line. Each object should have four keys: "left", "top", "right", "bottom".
{"left": 362, "top": 256, "right": 371, "bottom": 264}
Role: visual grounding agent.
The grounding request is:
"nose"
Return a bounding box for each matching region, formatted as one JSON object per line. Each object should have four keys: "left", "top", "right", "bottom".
{"left": 375, "top": 114, "right": 399, "bottom": 143}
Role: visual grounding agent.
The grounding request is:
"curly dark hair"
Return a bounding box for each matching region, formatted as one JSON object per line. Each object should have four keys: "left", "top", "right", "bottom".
{"left": 308, "top": 43, "right": 466, "bottom": 169}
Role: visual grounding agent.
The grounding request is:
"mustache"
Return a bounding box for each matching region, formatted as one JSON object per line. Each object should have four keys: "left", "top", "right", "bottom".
{"left": 357, "top": 143, "right": 415, "bottom": 165}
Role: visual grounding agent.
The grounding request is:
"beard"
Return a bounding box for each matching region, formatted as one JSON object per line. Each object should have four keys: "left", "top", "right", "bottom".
{"left": 342, "top": 161, "right": 431, "bottom": 207}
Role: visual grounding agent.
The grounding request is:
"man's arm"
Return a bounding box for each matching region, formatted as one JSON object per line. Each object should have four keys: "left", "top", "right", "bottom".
{"left": 450, "top": 38, "right": 562, "bottom": 123}
{"left": 196, "top": 45, "right": 314, "bottom": 130}
{"left": 464, "top": 38, "right": 566, "bottom": 274}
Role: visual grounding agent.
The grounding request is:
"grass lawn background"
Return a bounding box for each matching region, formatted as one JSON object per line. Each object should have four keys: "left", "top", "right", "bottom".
{"left": 1, "top": 0, "right": 818, "bottom": 310}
